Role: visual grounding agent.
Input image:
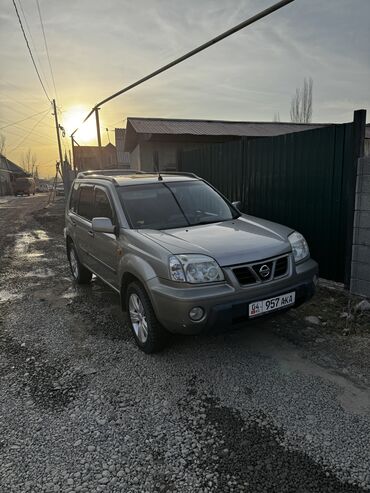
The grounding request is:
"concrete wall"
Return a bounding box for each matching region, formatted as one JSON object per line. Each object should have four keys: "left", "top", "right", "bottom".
{"left": 351, "top": 157, "right": 370, "bottom": 297}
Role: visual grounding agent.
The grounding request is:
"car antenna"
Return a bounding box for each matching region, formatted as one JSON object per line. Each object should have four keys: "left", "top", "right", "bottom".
{"left": 154, "top": 163, "right": 163, "bottom": 181}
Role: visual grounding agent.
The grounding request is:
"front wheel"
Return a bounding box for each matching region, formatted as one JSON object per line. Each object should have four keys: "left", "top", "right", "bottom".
{"left": 126, "top": 282, "right": 167, "bottom": 353}
{"left": 68, "top": 242, "right": 92, "bottom": 284}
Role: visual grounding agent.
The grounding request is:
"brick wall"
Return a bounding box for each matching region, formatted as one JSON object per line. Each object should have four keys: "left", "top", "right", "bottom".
{"left": 351, "top": 157, "right": 370, "bottom": 297}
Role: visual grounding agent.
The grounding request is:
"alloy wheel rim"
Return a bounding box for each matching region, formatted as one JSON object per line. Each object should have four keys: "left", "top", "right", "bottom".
{"left": 70, "top": 249, "right": 79, "bottom": 279}
{"left": 129, "top": 293, "right": 148, "bottom": 343}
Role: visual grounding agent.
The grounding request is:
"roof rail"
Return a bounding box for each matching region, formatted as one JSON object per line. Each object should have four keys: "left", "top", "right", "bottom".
{"left": 139, "top": 171, "right": 200, "bottom": 179}
{"left": 77, "top": 173, "right": 118, "bottom": 183}
{"left": 76, "top": 170, "right": 200, "bottom": 181}
{"left": 77, "top": 169, "right": 145, "bottom": 178}
{"left": 164, "top": 171, "right": 199, "bottom": 178}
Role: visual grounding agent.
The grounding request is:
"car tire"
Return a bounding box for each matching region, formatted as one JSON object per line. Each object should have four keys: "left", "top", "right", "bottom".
{"left": 68, "top": 242, "right": 92, "bottom": 284}
{"left": 126, "top": 282, "right": 167, "bottom": 353}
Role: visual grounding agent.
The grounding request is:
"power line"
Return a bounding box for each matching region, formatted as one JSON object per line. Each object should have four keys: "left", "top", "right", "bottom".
{"left": 12, "top": 0, "right": 51, "bottom": 102}
{"left": 0, "top": 101, "right": 55, "bottom": 130}
{"left": 71, "top": 0, "right": 294, "bottom": 137}
{"left": 10, "top": 109, "right": 51, "bottom": 151}
{"left": 17, "top": 0, "right": 52, "bottom": 96}
{"left": 0, "top": 108, "right": 51, "bottom": 130}
{"left": 5, "top": 124, "right": 56, "bottom": 144}
{"left": 4, "top": 130, "right": 54, "bottom": 147}
{"left": 35, "top": 0, "right": 58, "bottom": 100}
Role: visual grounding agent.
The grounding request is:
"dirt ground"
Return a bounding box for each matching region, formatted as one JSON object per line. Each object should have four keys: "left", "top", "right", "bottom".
{"left": 0, "top": 195, "right": 369, "bottom": 493}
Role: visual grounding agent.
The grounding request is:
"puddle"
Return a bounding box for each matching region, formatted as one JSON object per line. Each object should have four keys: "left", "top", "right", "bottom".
{"left": 0, "top": 290, "right": 22, "bottom": 302}
{"left": 61, "top": 287, "right": 78, "bottom": 300}
{"left": 14, "top": 231, "right": 51, "bottom": 255}
{"left": 24, "top": 268, "right": 55, "bottom": 278}
{"left": 22, "top": 251, "right": 44, "bottom": 258}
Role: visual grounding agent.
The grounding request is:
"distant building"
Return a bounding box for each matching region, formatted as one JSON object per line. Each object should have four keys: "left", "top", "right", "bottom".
{"left": 0, "top": 154, "right": 27, "bottom": 196}
{"left": 73, "top": 143, "right": 118, "bottom": 171}
{"left": 123, "top": 117, "right": 330, "bottom": 171}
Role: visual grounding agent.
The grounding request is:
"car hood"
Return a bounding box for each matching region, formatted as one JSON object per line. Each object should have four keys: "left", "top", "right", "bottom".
{"left": 140, "top": 215, "right": 293, "bottom": 266}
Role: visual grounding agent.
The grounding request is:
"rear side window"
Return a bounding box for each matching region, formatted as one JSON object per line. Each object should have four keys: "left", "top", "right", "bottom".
{"left": 78, "top": 186, "right": 94, "bottom": 220}
{"left": 69, "top": 184, "right": 79, "bottom": 213}
{"left": 94, "top": 188, "right": 114, "bottom": 222}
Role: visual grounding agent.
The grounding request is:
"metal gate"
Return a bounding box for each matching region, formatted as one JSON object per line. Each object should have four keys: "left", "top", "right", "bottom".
{"left": 180, "top": 117, "right": 364, "bottom": 283}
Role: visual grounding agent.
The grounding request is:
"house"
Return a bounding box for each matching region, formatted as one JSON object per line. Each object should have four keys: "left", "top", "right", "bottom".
{"left": 0, "top": 154, "right": 27, "bottom": 196}
{"left": 73, "top": 143, "right": 118, "bottom": 171}
{"left": 123, "top": 117, "right": 330, "bottom": 171}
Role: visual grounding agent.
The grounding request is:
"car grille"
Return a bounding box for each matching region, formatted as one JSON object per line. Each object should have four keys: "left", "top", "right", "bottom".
{"left": 232, "top": 255, "right": 289, "bottom": 286}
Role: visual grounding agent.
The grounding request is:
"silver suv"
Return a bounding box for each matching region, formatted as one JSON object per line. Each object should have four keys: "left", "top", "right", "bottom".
{"left": 65, "top": 171, "right": 318, "bottom": 353}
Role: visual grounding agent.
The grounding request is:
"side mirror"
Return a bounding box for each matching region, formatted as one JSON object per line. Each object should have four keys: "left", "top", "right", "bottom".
{"left": 92, "top": 217, "right": 116, "bottom": 234}
{"left": 232, "top": 201, "right": 242, "bottom": 211}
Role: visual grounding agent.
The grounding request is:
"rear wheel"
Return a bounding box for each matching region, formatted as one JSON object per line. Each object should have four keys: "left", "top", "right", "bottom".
{"left": 68, "top": 242, "right": 92, "bottom": 284}
{"left": 126, "top": 282, "right": 167, "bottom": 353}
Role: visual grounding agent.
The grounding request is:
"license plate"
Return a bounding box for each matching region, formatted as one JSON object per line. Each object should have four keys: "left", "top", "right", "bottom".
{"left": 249, "top": 291, "right": 295, "bottom": 318}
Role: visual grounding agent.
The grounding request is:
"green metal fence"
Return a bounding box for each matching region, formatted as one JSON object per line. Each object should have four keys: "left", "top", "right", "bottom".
{"left": 180, "top": 123, "right": 355, "bottom": 282}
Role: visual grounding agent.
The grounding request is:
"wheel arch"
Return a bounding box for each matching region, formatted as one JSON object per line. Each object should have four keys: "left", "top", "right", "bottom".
{"left": 120, "top": 272, "right": 157, "bottom": 314}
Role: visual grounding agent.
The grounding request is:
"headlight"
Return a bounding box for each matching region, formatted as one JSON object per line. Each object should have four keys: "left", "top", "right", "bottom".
{"left": 169, "top": 254, "right": 224, "bottom": 283}
{"left": 288, "top": 231, "right": 309, "bottom": 263}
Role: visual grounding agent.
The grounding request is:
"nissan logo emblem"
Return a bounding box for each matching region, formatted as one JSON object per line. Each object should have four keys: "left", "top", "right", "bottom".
{"left": 259, "top": 264, "right": 270, "bottom": 278}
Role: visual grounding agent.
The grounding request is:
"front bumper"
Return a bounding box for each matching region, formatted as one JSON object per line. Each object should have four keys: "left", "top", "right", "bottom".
{"left": 147, "top": 258, "right": 318, "bottom": 334}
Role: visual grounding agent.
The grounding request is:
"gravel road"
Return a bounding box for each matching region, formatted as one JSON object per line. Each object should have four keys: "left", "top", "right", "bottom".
{"left": 0, "top": 195, "right": 369, "bottom": 493}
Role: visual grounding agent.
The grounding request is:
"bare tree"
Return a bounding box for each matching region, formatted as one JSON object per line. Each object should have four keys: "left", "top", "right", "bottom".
{"left": 21, "top": 148, "right": 37, "bottom": 175}
{"left": 290, "top": 77, "right": 313, "bottom": 123}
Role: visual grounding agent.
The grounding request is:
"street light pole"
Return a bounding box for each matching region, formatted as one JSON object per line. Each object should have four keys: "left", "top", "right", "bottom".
{"left": 95, "top": 107, "right": 103, "bottom": 169}
{"left": 95, "top": 107, "right": 102, "bottom": 148}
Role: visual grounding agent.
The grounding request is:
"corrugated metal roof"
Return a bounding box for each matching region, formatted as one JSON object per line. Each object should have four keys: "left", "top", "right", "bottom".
{"left": 127, "top": 117, "right": 329, "bottom": 137}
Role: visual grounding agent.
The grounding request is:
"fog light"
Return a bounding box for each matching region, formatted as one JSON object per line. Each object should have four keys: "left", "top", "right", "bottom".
{"left": 189, "top": 306, "right": 204, "bottom": 321}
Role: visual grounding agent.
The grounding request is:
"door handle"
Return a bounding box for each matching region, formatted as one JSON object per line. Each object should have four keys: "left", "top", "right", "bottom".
{"left": 71, "top": 219, "right": 76, "bottom": 226}
{"left": 88, "top": 230, "right": 94, "bottom": 237}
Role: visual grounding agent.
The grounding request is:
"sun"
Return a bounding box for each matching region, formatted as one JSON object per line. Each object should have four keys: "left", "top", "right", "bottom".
{"left": 63, "top": 106, "right": 97, "bottom": 144}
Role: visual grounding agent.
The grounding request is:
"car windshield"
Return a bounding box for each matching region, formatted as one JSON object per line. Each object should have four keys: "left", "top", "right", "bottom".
{"left": 117, "top": 180, "right": 239, "bottom": 230}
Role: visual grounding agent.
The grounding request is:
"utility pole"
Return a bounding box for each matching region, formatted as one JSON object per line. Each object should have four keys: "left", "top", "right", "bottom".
{"left": 68, "top": 149, "right": 73, "bottom": 174}
{"left": 95, "top": 107, "right": 103, "bottom": 169}
{"left": 95, "top": 107, "right": 102, "bottom": 147}
{"left": 52, "top": 99, "right": 64, "bottom": 176}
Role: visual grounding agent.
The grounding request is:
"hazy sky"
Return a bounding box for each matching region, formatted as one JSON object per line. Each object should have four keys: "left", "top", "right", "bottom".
{"left": 1, "top": 0, "right": 369, "bottom": 177}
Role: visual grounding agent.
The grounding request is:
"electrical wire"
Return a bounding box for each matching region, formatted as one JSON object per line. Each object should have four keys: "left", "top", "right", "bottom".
{"left": 0, "top": 96, "right": 54, "bottom": 130}
{"left": 10, "top": 109, "right": 51, "bottom": 151}
{"left": 71, "top": 0, "right": 294, "bottom": 137}
{"left": 12, "top": 0, "right": 51, "bottom": 102}
{"left": 17, "top": 0, "right": 52, "bottom": 96}
{"left": 0, "top": 108, "right": 51, "bottom": 130}
{"left": 3, "top": 126, "right": 55, "bottom": 145}
{"left": 35, "top": 0, "right": 58, "bottom": 100}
